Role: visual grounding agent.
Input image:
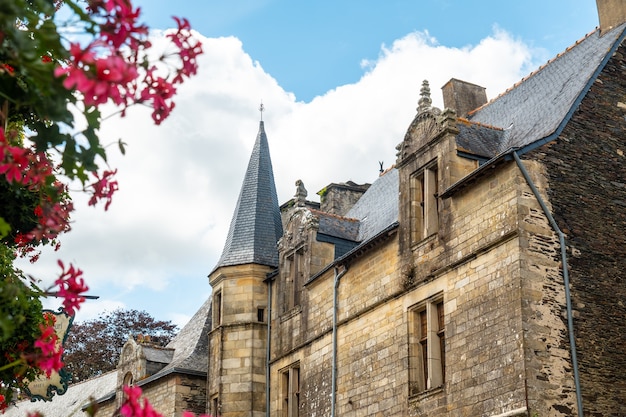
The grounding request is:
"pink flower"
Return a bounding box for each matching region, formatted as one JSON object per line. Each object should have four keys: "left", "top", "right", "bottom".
{"left": 140, "top": 72, "right": 176, "bottom": 125}
{"left": 55, "top": 44, "right": 138, "bottom": 107}
{"left": 121, "top": 386, "right": 164, "bottom": 417}
{"left": 88, "top": 169, "right": 119, "bottom": 210}
{"left": 167, "top": 17, "right": 203, "bottom": 84}
{"left": 34, "top": 321, "right": 64, "bottom": 377}
{"left": 55, "top": 260, "right": 89, "bottom": 316}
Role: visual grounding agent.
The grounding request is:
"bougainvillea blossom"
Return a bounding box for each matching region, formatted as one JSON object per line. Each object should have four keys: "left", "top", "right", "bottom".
{"left": 54, "top": 260, "right": 89, "bottom": 316}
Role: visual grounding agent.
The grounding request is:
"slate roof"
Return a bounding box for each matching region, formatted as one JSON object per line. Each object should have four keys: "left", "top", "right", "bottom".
{"left": 158, "top": 295, "right": 212, "bottom": 374}
{"left": 345, "top": 168, "right": 399, "bottom": 242}
{"left": 323, "top": 26, "right": 626, "bottom": 247}
{"left": 465, "top": 23, "right": 626, "bottom": 156}
{"left": 213, "top": 121, "right": 283, "bottom": 271}
{"left": 90, "top": 296, "right": 213, "bottom": 406}
{"left": 143, "top": 345, "right": 175, "bottom": 364}
{"left": 3, "top": 371, "right": 117, "bottom": 417}
{"left": 314, "top": 210, "right": 360, "bottom": 242}
{"left": 456, "top": 119, "right": 504, "bottom": 159}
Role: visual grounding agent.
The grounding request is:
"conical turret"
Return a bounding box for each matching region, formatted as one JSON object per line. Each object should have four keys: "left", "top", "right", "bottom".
{"left": 213, "top": 121, "right": 283, "bottom": 271}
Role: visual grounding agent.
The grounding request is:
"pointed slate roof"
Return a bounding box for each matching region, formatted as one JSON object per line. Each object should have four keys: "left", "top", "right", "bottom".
{"left": 213, "top": 121, "right": 283, "bottom": 271}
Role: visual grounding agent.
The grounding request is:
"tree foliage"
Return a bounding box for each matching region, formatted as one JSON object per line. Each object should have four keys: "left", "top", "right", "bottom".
{"left": 63, "top": 309, "right": 178, "bottom": 382}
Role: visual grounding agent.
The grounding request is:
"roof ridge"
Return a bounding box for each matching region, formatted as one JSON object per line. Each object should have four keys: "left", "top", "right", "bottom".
{"left": 310, "top": 208, "right": 359, "bottom": 222}
{"left": 457, "top": 117, "right": 504, "bottom": 131}
{"left": 468, "top": 27, "right": 600, "bottom": 117}
{"left": 379, "top": 164, "right": 397, "bottom": 176}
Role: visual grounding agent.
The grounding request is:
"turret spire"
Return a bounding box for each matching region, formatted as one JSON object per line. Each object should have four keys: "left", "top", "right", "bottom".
{"left": 212, "top": 119, "right": 283, "bottom": 271}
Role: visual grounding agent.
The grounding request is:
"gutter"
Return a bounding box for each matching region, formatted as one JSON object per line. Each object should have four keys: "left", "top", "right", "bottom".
{"left": 512, "top": 151, "right": 583, "bottom": 417}
{"left": 330, "top": 265, "right": 348, "bottom": 417}
{"left": 266, "top": 272, "right": 273, "bottom": 417}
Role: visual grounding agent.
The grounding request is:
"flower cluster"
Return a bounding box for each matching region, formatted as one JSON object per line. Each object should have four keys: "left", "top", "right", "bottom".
{"left": 32, "top": 314, "right": 64, "bottom": 378}
{"left": 0, "top": 128, "right": 72, "bottom": 262}
{"left": 0, "top": 0, "right": 202, "bottom": 408}
{"left": 0, "top": 129, "right": 53, "bottom": 189}
{"left": 54, "top": 260, "right": 89, "bottom": 316}
{"left": 88, "top": 169, "right": 119, "bottom": 210}
{"left": 55, "top": 0, "right": 203, "bottom": 125}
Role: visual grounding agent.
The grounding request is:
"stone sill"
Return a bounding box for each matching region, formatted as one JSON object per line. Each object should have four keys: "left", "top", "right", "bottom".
{"left": 280, "top": 305, "right": 302, "bottom": 322}
{"left": 408, "top": 385, "right": 444, "bottom": 403}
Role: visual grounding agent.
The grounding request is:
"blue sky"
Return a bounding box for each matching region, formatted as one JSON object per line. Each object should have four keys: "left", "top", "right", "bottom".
{"left": 134, "top": 0, "right": 598, "bottom": 102}
{"left": 23, "top": 1, "right": 602, "bottom": 329}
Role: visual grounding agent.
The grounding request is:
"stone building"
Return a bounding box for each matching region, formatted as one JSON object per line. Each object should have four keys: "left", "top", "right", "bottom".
{"left": 6, "top": 2, "right": 626, "bottom": 417}
{"left": 208, "top": 2, "right": 626, "bottom": 416}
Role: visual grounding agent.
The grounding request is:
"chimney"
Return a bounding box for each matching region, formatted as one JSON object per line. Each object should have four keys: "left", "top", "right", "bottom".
{"left": 441, "top": 78, "right": 487, "bottom": 118}
{"left": 596, "top": 0, "right": 626, "bottom": 34}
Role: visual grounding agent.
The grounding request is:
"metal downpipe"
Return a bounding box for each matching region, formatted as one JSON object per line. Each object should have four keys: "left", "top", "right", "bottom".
{"left": 331, "top": 265, "right": 347, "bottom": 417}
{"left": 513, "top": 151, "right": 583, "bottom": 417}
{"left": 266, "top": 279, "right": 272, "bottom": 417}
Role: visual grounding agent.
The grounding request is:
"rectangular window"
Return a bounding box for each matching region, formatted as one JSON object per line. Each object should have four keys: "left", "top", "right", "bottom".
{"left": 409, "top": 295, "right": 445, "bottom": 395}
{"left": 281, "top": 365, "right": 300, "bottom": 417}
{"left": 410, "top": 162, "right": 439, "bottom": 243}
{"left": 284, "top": 248, "right": 305, "bottom": 312}
{"left": 257, "top": 307, "right": 266, "bottom": 323}
{"left": 213, "top": 291, "right": 222, "bottom": 328}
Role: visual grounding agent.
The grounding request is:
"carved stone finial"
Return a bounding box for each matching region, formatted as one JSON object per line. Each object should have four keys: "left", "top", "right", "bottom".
{"left": 417, "top": 80, "right": 432, "bottom": 114}
{"left": 295, "top": 179, "right": 307, "bottom": 207}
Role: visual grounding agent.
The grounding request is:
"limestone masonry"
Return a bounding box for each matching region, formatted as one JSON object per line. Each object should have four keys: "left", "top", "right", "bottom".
{"left": 7, "top": 2, "right": 626, "bottom": 416}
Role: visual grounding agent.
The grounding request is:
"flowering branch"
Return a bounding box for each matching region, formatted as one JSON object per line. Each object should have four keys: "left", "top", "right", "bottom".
{"left": 0, "top": 0, "right": 202, "bottom": 409}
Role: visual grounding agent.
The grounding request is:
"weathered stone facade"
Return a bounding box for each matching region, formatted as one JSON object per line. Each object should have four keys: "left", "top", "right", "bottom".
{"left": 16, "top": 6, "right": 622, "bottom": 417}
{"left": 525, "top": 39, "right": 626, "bottom": 416}
{"left": 96, "top": 373, "right": 206, "bottom": 417}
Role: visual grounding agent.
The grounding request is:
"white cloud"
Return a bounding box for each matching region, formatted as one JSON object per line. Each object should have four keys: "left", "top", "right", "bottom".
{"left": 17, "top": 28, "right": 540, "bottom": 324}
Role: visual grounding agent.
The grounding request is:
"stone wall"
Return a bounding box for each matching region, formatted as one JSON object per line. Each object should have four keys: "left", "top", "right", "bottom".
{"left": 96, "top": 373, "right": 206, "bottom": 417}
{"left": 527, "top": 39, "right": 626, "bottom": 417}
{"left": 208, "top": 263, "right": 272, "bottom": 417}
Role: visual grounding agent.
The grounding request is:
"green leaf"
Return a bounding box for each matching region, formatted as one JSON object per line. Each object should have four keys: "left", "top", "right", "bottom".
{"left": 118, "top": 139, "right": 127, "bottom": 155}
{"left": 0, "top": 217, "right": 11, "bottom": 240}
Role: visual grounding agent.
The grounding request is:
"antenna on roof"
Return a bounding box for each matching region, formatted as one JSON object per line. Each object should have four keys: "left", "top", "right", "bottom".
{"left": 379, "top": 161, "right": 384, "bottom": 174}
{"left": 259, "top": 101, "right": 265, "bottom": 121}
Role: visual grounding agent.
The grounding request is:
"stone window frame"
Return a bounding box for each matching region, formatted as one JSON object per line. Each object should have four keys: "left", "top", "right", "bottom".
{"left": 213, "top": 290, "right": 222, "bottom": 328}
{"left": 211, "top": 395, "right": 219, "bottom": 417}
{"left": 282, "top": 245, "right": 306, "bottom": 313}
{"left": 410, "top": 159, "right": 439, "bottom": 244}
{"left": 408, "top": 293, "right": 445, "bottom": 396}
{"left": 280, "top": 362, "right": 301, "bottom": 417}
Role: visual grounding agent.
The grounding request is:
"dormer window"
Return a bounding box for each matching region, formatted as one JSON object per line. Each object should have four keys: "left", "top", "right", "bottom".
{"left": 410, "top": 160, "right": 439, "bottom": 243}
{"left": 284, "top": 247, "right": 305, "bottom": 312}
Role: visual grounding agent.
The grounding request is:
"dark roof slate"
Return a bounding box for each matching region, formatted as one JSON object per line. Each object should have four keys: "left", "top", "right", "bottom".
{"left": 143, "top": 346, "right": 175, "bottom": 364}
{"left": 213, "top": 121, "right": 283, "bottom": 271}
{"left": 456, "top": 119, "right": 505, "bottom": 158}
{"left": 468, "top": 24, "right": 626, "bottom": 153}
{"left": 313, "top": 210, "right": 360, "bottom": 242}
{"left": 345, "top": 168, "right": 399, "bottom": 242}
{"left": 159, "top": 295, "right": 212, "bottom": 374}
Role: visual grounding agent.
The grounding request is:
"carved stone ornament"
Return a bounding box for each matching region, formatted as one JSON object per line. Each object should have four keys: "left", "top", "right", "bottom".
{"left": 278, "top": 207, "right": 318, "bottom": 253}
{"left": 396, "top": 110, "right": 443, "bottom": 162}
{"left": 395, "top": 80, "right": 444, "bottom": 163}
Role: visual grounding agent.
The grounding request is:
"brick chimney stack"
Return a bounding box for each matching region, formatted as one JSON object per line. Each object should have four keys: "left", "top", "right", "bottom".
{"left": 596, "top": 0, "right": 626, "bottom": 34}
{"left": 441, "top": 78, "right": 488, "bottom": 118}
